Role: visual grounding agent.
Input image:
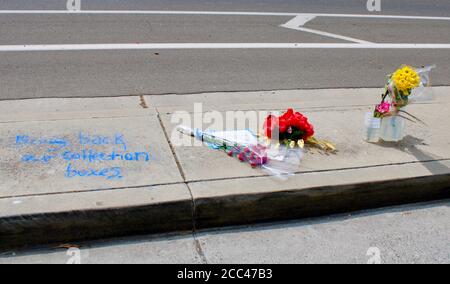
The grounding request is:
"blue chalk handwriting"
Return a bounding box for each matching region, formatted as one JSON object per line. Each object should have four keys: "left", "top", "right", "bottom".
{"left": 62, "top": 149, "right": 150, "bottom": 163}
{"left": 21, "top": 154, "right": 56, "bottom": 164}
{"left": 15, "top": 132, "right": 151, "bottom": 180}
{"left": 16, "top": 135, "right": 69, "bottom": 152}
{"left": 65, "top": 163, "right": 123, "bottom": 180}
{"left": 79, "top": 132, "right": 127, "bottom": 151}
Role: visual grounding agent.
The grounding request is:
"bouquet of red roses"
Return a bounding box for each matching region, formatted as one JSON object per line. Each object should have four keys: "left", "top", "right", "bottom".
{"left": 264, "top": 108, "right": 314, "bottom": 143}
{"left": 263, "top": 108, "right": 335, "bottom": 151}
{"left": 176, "top": 108, "right": 335, "bottom": 179}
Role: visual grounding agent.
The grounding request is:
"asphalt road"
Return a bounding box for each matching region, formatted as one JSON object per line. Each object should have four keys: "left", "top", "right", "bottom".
{"left": 1, "top": 200, "right": 448, "bottom": 264}
{"left": 2, "top": 0, "right": 450, "bottom": 16}
{"left": 1, "top": 0, "right": 450, "bottom": 100}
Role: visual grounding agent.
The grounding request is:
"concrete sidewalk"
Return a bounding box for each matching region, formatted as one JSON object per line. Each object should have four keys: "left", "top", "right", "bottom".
{"left": 1, "top": 87, "right": 449, "bottom": 250}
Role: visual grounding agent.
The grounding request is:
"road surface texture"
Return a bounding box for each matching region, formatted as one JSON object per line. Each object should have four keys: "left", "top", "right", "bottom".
{"left": 1, "top": 200, "right": 448, "bottom": 264}
{"left": 0, "top": 0, "right": 450, "bottom": 99}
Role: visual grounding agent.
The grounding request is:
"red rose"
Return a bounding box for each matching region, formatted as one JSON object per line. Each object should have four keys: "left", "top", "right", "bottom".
{"left": 280, "top": 108, "right": 294, "bottom": 120}
{"left": 278, "top": 118, "right": 288, "bottom": 134}
{"left": 264, "top": 109, "right": 315, "bottom": 141}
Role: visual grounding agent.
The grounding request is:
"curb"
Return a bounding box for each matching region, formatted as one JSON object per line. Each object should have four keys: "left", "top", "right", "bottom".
{"left": 0, "top": 196, "right": 193, "bottom": 251}
{"left": 194, "top": 174, "right": 450, "bottom": 229}
{"left": 1, "top": 173, "right": 449, "bottom": 251}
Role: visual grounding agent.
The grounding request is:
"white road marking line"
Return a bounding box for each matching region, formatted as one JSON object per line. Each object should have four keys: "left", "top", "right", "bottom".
{"left": 0, "top": 10, "right": 299, "bottom": 16}
{"left": 295, "top": 27, "right": 373, "bottom": 44}
{"left": 0, "top": 10, "right": 450, "bottom": 21}
{"left": 280, "top": 15, "right": 372, "bottom": 44}
{"left": 313, "top": 13, "right": 450, "bottom": 21}
{"left": 280, "top": 14, "right": 317, "bottom": 27}
{"left": 1, "top": 43, "right": 450, "bottom": 52}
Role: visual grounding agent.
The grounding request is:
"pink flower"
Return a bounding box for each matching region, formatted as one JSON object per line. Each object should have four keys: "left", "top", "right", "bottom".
{"left": 376, "top": 102, "right": 391, "bottom": 114}
{"left": 287, "top": 126, "right": 293, "bottom": 134}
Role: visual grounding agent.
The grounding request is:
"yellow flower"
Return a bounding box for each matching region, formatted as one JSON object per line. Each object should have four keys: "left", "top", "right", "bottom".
{"left": 392, "top": 66, "right": 420, "bottom": 94}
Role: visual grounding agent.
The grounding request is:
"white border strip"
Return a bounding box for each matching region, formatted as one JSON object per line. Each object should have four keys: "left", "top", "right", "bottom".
{"left": 2, "top": 43, "right": 450, "bottom": 52}
{"left": 1, "top": 10, "right": 450, "bottom": 21}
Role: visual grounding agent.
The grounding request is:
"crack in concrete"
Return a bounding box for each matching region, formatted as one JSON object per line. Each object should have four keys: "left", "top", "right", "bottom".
{"left": 191, "top": 186, "right": 208, "bottom": 264}
{"left": 154, "top": 106, "right": 208, "bottom": 263}
{"left": 193, "top": 237, "right": 208, "bottom": 264}
{"left": 139, "top": 95, "right": 149, "bottom": 109}
{"left": 155, "top": 107, "right": 187, "bottom": 181}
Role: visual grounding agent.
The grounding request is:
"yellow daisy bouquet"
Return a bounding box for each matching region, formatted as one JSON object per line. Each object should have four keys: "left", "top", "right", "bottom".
{"left": 378, "top": 65, "right": 434, "bottom": 120}
{"left": 390, "top": 66, "right": 421, "bottom": 108}
{"left": 365, "top": 65, "right": 435, "bottom": 142}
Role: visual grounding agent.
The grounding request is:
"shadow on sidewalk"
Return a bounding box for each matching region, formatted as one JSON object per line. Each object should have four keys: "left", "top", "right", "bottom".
{"left": 375, "top": 135, "right": 450, "bottom": 175}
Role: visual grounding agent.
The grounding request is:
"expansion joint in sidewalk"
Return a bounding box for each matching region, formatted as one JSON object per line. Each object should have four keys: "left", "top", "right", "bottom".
{"left": 154, "top": 107, "right": 208, "bottom": 263}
